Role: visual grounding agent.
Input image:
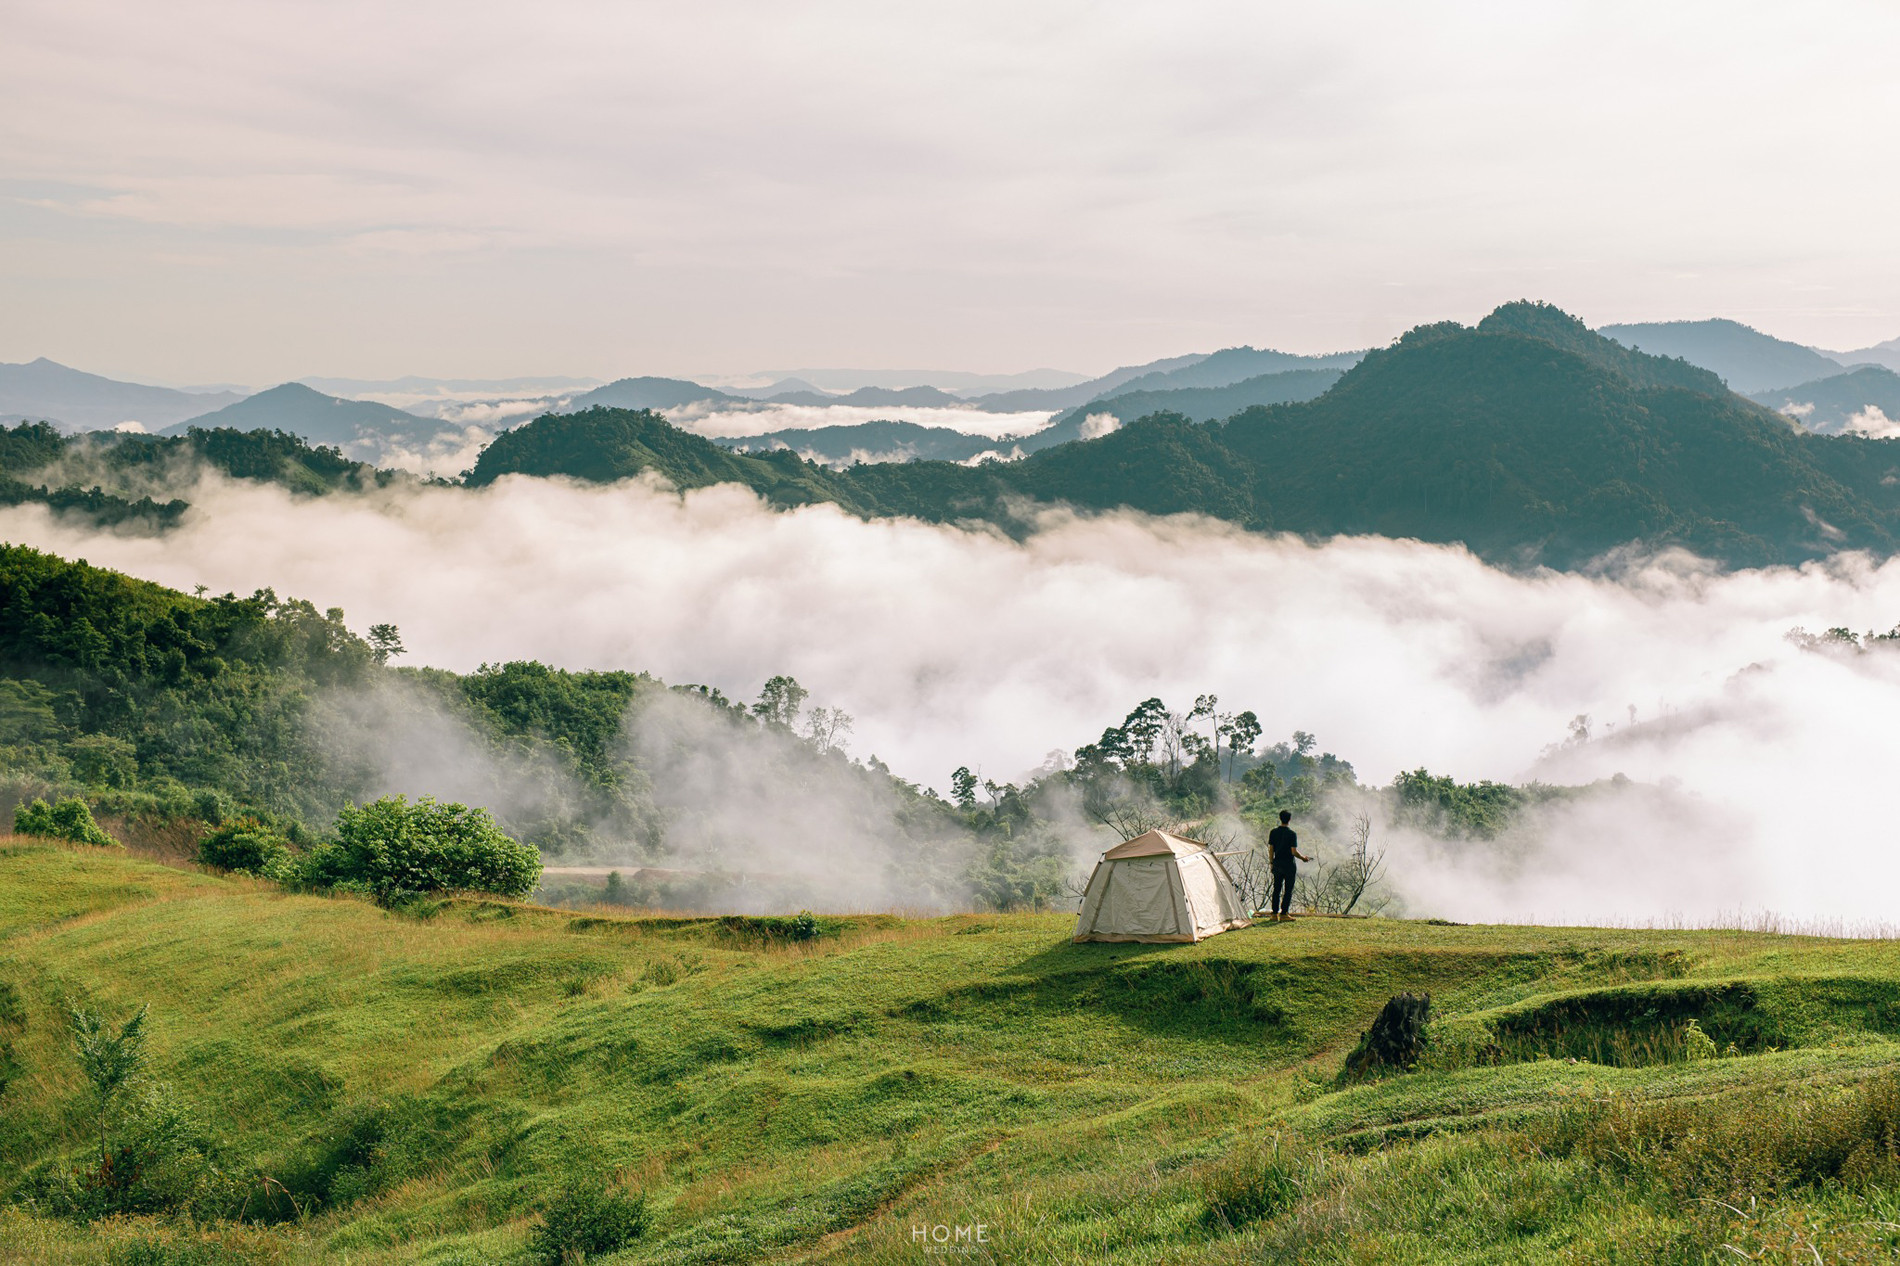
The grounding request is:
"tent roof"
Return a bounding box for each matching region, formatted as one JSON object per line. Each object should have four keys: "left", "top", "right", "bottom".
{"left": 1101, "top": 829, "right": 1209, "bottom": 860}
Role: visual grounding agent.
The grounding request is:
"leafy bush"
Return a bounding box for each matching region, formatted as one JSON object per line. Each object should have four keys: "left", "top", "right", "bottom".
{"left": 530, "top": 1179, "right": 648, "bottom": 1264}
{"left": 194, "top": 820, "right": 293, "bottom": 877}
{"left": 1202, "top": 1132, "right": 1309, "bottom": 1228}
{"left": 13, "top": 796, "right": 115, "bottom": 847}
{"left": 27, "top": 1081, "right": 248, "bottom": 1222}
{"left": 305, "top": 796, "right": 540, "bottom": 901}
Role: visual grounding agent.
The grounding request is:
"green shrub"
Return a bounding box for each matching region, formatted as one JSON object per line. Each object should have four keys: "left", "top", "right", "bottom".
{"left": 195, "top": 820, "right": 293, "bottom": 877}
{"left": 1202, "top": 1132, "right": 1308, "bottom": 1228}
{"left": 306, "top": 795, "right": 540, "bottom": 901}
{"left": 191, "top": 788, "right": 233, "bottom": 826}
{"left": 13, "top": 796, "right": 115, "bottom": 847}
{"left": 530, "top": 1179, "right": 648, "bottom": 1263}
{"left": 29, "top": 1081, "right": 249, "bottom": 1222}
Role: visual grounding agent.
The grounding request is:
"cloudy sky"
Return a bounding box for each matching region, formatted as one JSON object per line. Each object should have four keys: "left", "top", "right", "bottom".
{"left": 4, "top": 0, "right": 1897, "bottom": 385}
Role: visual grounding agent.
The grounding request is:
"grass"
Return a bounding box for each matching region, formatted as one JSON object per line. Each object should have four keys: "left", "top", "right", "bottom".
{"left": 3, "top": 837, "right": 1900, "bottom": 1263}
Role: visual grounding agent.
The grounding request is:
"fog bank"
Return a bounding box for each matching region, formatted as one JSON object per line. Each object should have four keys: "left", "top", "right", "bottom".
{"left": 7, "top": 471, "right": 1900, "bottom": 921}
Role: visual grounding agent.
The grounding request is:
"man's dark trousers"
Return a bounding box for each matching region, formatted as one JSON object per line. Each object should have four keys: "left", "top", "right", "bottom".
{"left": 1270, "top": 868, "right": 1295, "bottom": 918}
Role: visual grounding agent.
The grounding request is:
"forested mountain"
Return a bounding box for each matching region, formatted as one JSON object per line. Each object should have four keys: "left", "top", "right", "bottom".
{"left": 1598, "top": 318, "right": 1847, "bottom": 394}
{"left": 1752, "top": 366, "right": 1900, "bottom": 434}
{"left": 470, "top": 302, "right": 1900, "bottom": 568}
{"left": 0, "top": 358, "right": 246, "bottom": 432}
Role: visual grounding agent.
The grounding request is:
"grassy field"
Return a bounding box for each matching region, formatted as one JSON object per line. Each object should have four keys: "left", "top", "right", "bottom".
{"left": 5, "top": 839, "right": 1900, "bottom": 1264}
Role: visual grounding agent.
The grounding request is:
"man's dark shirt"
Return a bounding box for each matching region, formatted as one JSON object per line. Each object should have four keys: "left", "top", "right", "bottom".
{"left": 1267, "top": 824, "right": 1298, "bottom": 872}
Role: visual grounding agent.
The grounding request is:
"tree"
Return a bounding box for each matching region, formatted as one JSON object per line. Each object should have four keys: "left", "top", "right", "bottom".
{"left": 1225, "top": 710, "right": 1261, "bottom": 782}
{"left": 802, "top": 706, "right": 853, "bottom": 754}
{"left": 1190, "top": 693, "right": 1219, "bottom": 767}
{"left": 315, "top": 796, "right": 541, "bottom": 901}
{"left": 367, "top": 623, "right": 405, "bottom": 665}
{"left": 15, "top": 797, "right": 115, "bottom": 848}
{"left": 70, "top": 1003, "right": 149, "bottom": 1167}
{"left": 1089, "top": 800, "right": 1177, "bottom": 842}
{"left": 1336, "top": 813, "right": 1387, "bottom": 916}
{"left": 752, "top": 675, "right": 808, "bottom": 729}
{"left": 950, "top": 766, "right": 978, "bottom": 809}
{"left": 1118, "top": 698, "right": 1167, "bottom": 765}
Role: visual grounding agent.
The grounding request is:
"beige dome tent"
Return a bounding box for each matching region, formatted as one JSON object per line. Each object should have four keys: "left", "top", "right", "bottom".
{"left": 1072, "top": 829, "right": 1251, "bottom": 943}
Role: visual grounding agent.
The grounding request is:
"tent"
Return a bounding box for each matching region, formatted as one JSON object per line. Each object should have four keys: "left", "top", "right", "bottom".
{"left": 1072, "top": 829, "right": 1251, "bottom": 943}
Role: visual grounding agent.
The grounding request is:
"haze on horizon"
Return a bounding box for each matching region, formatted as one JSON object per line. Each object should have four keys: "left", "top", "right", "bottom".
{"left": 4, "top": 0, "right": 1899, "bottom": 387}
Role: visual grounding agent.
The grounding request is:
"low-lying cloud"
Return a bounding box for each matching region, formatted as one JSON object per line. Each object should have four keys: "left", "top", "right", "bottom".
{"left": 8, "top": 470, "right": 1900, "bottom": 922}
{"left": 661, "top": 401, "right": 1055, "bottom": 440}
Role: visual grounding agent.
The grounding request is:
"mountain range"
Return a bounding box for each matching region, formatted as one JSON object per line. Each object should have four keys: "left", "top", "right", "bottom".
{"left": 1599, "top": 319, "right": 1849, "bottom": 394}
{"left": 0, "top": 358, "right": 245, "bottom": 431}
{"left": 464, "top": 302, "right": 1900, "bottom": 570}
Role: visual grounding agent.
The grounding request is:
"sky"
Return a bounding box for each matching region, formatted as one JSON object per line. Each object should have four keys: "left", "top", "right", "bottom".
{"left": 4, "top": 1, "right": 1899, "bottom": 385}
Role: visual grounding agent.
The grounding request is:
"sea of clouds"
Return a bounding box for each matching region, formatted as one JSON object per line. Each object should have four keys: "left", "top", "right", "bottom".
{"left": 660, "top": 401, "right": 1056, "bottom": 440}
{"left": 7, "top": 470, "right": 1900, "bottom": 923}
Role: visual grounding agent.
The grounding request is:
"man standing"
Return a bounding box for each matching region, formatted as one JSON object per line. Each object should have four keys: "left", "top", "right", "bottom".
{"left": 1266, "top": 809, "right": 1310, "bottom": 922}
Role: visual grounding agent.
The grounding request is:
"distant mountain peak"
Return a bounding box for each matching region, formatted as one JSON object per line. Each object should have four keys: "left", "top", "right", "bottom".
{"left": 1597, "top": 316, "right": 1846, "bottom": 394}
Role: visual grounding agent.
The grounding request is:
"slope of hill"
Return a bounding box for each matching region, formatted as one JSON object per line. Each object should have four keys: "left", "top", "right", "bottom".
{"left": 472, "top": 303, "right": 1900, "bottom": 569}
{"left": 0, "top": 358, "right": 246, "bottom": 431}
{"left": 1751, "top": 366, "right": 1900, "bottom": 435}
{"left": 1041, "top": 366, "right": 1345, "bottom": 438}
{"left": 6, "top": 847, "right": 1900, "bottom": 1263}
{"left": 1598, "top": 317, "right": 1846, "bottom": 393}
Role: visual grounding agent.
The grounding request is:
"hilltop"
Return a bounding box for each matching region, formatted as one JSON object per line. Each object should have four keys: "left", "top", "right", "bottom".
{"left": 4, "top": 843, "right": 1900, "bottom": 1263}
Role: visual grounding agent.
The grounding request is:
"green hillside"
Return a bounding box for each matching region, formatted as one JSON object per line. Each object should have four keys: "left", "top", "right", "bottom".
{"left": 5, "top": 843, "right": 1900, "bottom": 1263}
{"left": 471, "top": 303, "right": 1900, "bottom": 568}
